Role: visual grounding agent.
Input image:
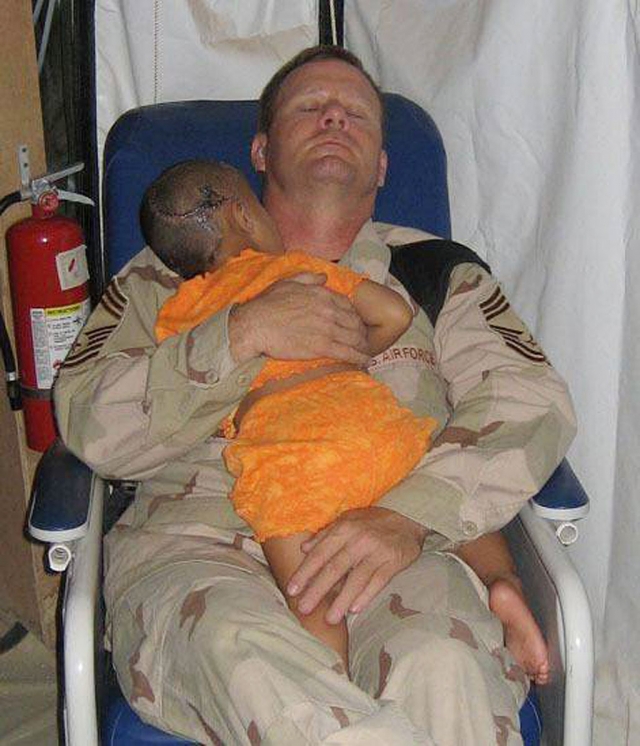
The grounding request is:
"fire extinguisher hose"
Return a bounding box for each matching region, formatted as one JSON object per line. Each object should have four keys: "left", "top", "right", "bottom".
{"left": 0, "top": 190, "right": 22, "bottom": 217}
{"left": 0, "top": 311, "right": 21, "bottom": 410}
{"left": 1, "top": 190, "right": 24, "bottom": 409}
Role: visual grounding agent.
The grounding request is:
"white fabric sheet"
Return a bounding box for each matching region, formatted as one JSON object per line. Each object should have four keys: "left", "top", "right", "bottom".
{"left": 96, "top": 0, "right": 317, "bottom": 154}
{"left": 96, "top": 1, "right": 639, "bottom": 740}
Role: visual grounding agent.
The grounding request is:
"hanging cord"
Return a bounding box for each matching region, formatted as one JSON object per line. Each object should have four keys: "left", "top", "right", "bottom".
{"left": 153, "top": 0, "right": 161, "bottom": 103}
{"left": 329, "top": 0, "right": 338, "bottom": 45}
{"left": 33, "top": 0, "right": 47, "bottom": 24}
{"left": 37, "top": 0, "right": 59, "bottom": 73}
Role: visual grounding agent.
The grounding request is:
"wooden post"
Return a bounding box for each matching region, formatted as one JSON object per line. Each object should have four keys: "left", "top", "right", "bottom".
{"left": 0, "top": 0, "right": 60, "bottom": 648}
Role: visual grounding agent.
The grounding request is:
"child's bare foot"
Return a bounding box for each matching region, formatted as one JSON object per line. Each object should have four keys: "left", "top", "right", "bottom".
{"left": 489, "top": 578, "right": 550, "bottom": 685}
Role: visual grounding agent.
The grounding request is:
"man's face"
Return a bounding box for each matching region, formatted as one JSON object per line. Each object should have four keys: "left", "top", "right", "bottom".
{"left": 252, "top": 59, "right": 387, "bottom": 200}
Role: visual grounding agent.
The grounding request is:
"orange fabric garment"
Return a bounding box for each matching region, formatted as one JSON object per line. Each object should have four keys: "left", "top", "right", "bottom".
{"left": 155, "top": 248, "right": 366, "bottom": 389}
{"left": 224, "top": 370, "right": 436, "bottom": 541}
{"left": 155, "top": 247, "right": 437, "bottom": 541}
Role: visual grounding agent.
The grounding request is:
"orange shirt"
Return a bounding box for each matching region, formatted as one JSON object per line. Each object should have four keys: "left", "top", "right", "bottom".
{"left": 155, "top": 248, "right": 366, "bottom": 389}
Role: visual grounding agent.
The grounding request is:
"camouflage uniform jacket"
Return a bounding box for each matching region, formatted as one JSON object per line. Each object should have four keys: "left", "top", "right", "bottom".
{"left": 54, "top": 221, "right": 576, "bottom": 549}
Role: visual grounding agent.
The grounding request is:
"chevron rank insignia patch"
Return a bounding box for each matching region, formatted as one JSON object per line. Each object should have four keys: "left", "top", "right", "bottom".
{"left": 61, "top": 278, "right": 128, "bottom": 369}
{"left": 479, "top": 287, "right": 549, "bottom": 364}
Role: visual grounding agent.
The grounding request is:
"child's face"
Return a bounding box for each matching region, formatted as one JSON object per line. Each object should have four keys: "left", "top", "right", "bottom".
{"left": 239, "top": 182, "right": 284, "bottom": 255}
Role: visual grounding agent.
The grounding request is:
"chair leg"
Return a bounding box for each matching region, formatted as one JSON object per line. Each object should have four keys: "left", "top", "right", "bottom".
{"left": 61, "top": 475, "right": 105, "bottom": 746}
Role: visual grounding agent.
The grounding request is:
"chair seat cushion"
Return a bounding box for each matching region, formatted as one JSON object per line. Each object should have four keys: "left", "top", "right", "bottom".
{"left": 104, "top": 692, "right": 196, "bottom": 745}
{"left": 105, "top": 687, "right": 542, "bottom": 745}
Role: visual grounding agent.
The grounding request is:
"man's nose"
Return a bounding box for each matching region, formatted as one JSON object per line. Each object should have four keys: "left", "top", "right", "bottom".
{"left": 320, "top": 102, "right": 348, "bottom": 130}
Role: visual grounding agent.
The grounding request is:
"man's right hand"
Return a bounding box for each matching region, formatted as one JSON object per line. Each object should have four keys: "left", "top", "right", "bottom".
{"left": 228, "top": 272, "right": 370, "bottom": 365}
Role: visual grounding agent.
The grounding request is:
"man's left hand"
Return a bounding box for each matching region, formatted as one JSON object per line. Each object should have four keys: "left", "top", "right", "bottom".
{"left": 287, "top": 507, "right": 429, "bottom": 624}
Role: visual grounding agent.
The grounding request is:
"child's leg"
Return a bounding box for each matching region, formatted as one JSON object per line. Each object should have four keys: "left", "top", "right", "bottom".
{"left": 455, "top": 531, "right": 550, "bottom": 685}
{"left": 263, "top": 532, "right": 349, "bottom": 674}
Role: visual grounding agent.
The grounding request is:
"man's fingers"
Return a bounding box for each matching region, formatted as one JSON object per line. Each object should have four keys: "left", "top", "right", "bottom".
{"left": 324, "top": 561, "right": 378, "bottom": 624}
{"left": 287, "top": 532, "right": 339, "bottom": 596}
{"left": 236, "top": 275, "right": 369, "bottom": 362}
{"left": 329, "top": 304, "right": 364, "bottom": 332}
{"left": 293, "top": 548, "right": 354, "bottom": 614}
{"left": 300, "top": 531, "right": 324, "bottom": 554}
{"left": 317, "top": 340, "right": 370, "bottom": 366}
{"left": 346, "top": 564, "right": 394, "bottom": 616}
{"left": 287, "top": 272, "right": 328, "bottom": 286}
{"left": 325, "top": 289, "right": 360, "bottom": 315}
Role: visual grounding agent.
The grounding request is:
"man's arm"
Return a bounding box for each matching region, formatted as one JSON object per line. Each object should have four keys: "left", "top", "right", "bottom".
{"left": 287, "top": 262, "right": 576, "bottom": 621}
{"left": 54, "top": 250, "right": 262, "bottom": 480}
{"left": 55, "top": 251, "right": 369, "bottom": 480}
{"left": 376, "top": 262, "right": 577, "bottom": 543}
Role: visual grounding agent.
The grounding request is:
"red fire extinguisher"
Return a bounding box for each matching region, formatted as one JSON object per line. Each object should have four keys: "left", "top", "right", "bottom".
{"left": 1, "top": 154, "right": 93, "bottom": 451}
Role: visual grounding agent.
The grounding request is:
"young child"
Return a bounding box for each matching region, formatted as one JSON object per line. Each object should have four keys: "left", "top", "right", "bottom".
{"left": 143, "top": 159, "right": 549, "bottom": 683}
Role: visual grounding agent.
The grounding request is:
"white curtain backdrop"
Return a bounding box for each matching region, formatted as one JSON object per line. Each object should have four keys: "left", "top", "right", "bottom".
{"left": 95, "top": 1, "right": 639, "bottom": 741}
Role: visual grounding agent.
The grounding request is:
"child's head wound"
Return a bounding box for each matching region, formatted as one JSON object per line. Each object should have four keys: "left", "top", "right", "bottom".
{"left": 141, "top": 160, "right": 246, "bottom": 278}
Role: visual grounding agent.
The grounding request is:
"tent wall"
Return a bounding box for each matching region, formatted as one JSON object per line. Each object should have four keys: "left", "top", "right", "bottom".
{"left": 95, "top": 0, "right": 639, "bottom": 741}
{"left": 346, "top": 7, "right": 638, "bottom": 736}
{"left": 96, "top": 1, "right": 318, "bottom": 155}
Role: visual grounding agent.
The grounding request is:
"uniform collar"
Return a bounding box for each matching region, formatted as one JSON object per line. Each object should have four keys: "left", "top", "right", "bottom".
{"left": 338, "top": 220, "right": 391, "bottom": 283}
{"left": 338, "top": 220, "right": 440, "bottom": 283}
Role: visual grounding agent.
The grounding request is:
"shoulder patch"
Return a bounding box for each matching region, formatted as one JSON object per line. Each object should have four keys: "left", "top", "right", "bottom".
{"left": 479, "top": 287, "right": 549, "bottom": 364}
{"left": 61, "top": 277, "right": 129, "bottom": 369}
{"left": 101, "top": 278, "right": 128, "bottom": 319}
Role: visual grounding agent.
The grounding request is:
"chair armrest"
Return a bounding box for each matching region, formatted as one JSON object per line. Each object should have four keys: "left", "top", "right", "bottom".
{"left": 531, "top": 459, "right": 589, "bottom": 522}
{"left": 515, "top": 502, "right": 594, "bottom": 746}
{"left": 28, "top": 439, "right": 95, "bottom": 543}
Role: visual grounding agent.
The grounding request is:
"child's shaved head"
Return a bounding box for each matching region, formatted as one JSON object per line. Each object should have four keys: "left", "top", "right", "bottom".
{"left": 140, "top": 160, "right": 247, "bottom": 278}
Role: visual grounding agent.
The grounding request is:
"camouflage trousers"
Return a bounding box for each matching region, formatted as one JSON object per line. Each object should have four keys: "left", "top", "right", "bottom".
{"left": 105, "top": 526, "right": 527, "bottom": 745}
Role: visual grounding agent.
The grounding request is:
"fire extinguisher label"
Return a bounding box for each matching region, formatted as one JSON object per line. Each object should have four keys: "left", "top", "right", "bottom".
{"left": 30, "top": 299, "right": 91, "bottom": 388}
{"left": 55, "top": 244, "right": 89, "bottom": 290}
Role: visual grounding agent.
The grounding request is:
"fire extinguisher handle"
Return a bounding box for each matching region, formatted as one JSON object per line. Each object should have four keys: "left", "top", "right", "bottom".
{"left": 56, "top": 189, "right": 95, "bottom": 207}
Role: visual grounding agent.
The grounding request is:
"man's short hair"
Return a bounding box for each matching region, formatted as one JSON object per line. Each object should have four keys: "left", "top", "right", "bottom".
{"left": 257, "top": 45, "right": 385, "bottom": 135}
{"left": 140, "top": 160, "right": 242, "bottom": 279}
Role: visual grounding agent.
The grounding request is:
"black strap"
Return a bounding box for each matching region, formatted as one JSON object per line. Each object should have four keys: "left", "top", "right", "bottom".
{"left": 389, "top": 240, "right": 491, "bottom": 326}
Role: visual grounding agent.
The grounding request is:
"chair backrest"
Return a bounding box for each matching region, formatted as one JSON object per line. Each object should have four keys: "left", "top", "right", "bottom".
{"left": 103, "top": 94, "right": 450, "bottom": 277}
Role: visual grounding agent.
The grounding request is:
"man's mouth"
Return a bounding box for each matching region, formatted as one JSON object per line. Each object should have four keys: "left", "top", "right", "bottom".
{"left": 312, "top": 137, "right": 353, "bottom": 154}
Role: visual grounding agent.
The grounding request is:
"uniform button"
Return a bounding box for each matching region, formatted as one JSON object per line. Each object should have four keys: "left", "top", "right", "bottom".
{"left": 237, "top": 374, "right": 250, "bottom": 386}
{"left": 462, "top": 520, "right": 478, "bottom": 537}
{"left": 205, "top": 371, "right": 219, "bottom": 384}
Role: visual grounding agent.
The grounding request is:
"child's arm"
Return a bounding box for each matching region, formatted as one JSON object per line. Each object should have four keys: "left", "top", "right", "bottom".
{"left": 352, "top": 280, "right": 413, "bottom": 356}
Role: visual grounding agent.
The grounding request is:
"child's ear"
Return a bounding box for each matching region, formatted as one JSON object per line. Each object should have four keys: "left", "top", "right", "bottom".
{"left": 228, "top": 199, "right": 254, "bottom": 235}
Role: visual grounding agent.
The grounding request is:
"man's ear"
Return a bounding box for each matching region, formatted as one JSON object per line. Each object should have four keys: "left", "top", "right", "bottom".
{"left": 377, "top": 150, "right": 388, "bottom": 187}
{"left": 251, "top": 133, "right": 268, "bottom": 173}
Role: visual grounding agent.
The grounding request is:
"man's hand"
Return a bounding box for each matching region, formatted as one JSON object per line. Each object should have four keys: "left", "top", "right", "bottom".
{"left": 287, "top": 507, "right": 429, "bottom": 624}
{"left": 228, "top": 273, "right": 369, "bottom": 365}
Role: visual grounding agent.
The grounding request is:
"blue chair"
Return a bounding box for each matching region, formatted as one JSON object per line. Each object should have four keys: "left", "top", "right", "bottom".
{"left": 29, "top": 94, "right": 593, "bottom": 745}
